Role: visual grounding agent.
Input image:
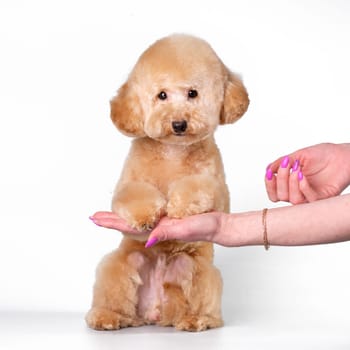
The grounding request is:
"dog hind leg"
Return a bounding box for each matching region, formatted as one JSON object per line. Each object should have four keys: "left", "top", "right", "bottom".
{"left": 160, "top": 253, "right": 223, "bottom": 332}
{"left": 85, "top": 250, "right": 145, "bottom": 330}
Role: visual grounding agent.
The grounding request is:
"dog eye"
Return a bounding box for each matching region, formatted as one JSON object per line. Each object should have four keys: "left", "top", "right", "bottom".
{"left": 188, "top": 89, "right": 198, "bottom": 98}
{"left": 158, "top": 91, "right": 167, "bottom": 100}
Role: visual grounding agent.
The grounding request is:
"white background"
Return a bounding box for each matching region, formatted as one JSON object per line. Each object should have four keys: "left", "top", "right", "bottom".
{"left": 0, "top": 0, "right": 349, "bottom": 349}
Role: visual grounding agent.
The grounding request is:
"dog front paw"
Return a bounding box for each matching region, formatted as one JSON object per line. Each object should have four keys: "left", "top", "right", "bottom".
{"left": 114, "top": 197, "right": 166, "bottom": 231}
{"left": 113, "top": 182, "right": 166, "bottom": 231}
{"left": 167, "top": 175, "right": 227, "bottom": 218}
{"left": 167, "top": 190, "right": 214, "bottom": 218}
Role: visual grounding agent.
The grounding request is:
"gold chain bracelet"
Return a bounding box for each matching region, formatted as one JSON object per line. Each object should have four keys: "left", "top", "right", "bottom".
{"left": 262, "top": 208, "right": 270, "bottom": 251}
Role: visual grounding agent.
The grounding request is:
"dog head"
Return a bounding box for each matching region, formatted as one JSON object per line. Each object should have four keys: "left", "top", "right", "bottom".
{"left": 110, "top": 34, "right": 249, "bottom": 145}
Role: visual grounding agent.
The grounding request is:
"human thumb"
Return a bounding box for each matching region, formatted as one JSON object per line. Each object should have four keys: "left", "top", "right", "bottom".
{"left": 145, "top": 217, "right": 187, "bottom": 248}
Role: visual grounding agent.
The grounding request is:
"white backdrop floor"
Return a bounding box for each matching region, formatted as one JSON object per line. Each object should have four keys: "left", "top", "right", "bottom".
{"left": 0, "top": 311, "right": 348, "bottom": 350}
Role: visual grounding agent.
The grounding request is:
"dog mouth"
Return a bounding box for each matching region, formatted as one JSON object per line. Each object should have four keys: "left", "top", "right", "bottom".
{"left": 158, "top": 128, "right": 210, "bottom": 145}
{"left": 145, "top": 113, "right": 213, "bottom": 145}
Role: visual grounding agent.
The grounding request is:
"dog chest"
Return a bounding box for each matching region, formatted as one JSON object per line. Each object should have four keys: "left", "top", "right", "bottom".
{"left": 122, "top": 137, "right": 222, "bottom": 191}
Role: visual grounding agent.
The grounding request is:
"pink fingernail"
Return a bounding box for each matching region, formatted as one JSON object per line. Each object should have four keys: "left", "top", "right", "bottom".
{"left": 145, "top": 237, "right": 158, "bottom": 248}
{"left": 89, "top": 217, "right": 101, "bottom": 226}
{"left": 281, "top": 156, "right": 290, "bottom": 168}
{"left": 266, "top": 168, "right": 273, "bottom": 181}
{"left": 292, "top": 160, "right": 299, "bottom": 172}
{"left": 298, "top": 171, "right": 303, "bottom": 181}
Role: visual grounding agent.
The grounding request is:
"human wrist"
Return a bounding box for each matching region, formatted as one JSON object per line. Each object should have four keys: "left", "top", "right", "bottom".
{"left": 341, "top": 143, "right": 350, "bottom": 176}
{"left": 220, "top": 211, "right": 263, "bottom": 247}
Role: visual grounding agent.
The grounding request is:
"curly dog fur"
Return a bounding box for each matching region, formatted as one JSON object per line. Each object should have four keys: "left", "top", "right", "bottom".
{"left": 86, "top": 34, "right": 249, "bottom": 332}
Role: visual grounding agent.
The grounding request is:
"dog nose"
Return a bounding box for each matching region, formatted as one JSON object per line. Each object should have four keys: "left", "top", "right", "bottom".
{"left": 172, "top": 120, "right": 187, "bottom": 134}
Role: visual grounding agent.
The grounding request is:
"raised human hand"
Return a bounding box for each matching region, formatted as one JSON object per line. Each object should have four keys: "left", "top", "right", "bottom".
{"left": 265, "top": 143, "right": 350, "bottom": 204}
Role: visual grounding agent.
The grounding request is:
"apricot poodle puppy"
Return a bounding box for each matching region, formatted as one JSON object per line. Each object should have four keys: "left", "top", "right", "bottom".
{"left": 86, "top": 34, "right": 249, "bottom": 332}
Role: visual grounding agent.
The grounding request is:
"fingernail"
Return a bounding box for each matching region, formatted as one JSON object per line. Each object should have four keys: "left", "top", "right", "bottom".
{"left": 145, "top": 237, "right": 158, "bottom": 248}
{"left": 281, "top": 156, "right": 290, "bottom": 168}
{"left": 89, "top": 217, "right": 101, "bottom": 226}
{"left": 292, "top": 159, "right": 299, "bottom": 172}
{"left": 266, "top": 168, "right": 273, "bottom": 181}
{"left": 298, "top": 171, "right": 303, "bottom": 181}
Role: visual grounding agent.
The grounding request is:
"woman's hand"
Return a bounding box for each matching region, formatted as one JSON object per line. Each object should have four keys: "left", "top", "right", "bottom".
{"left": 265, "top": 143, "right": 350, "bottom": 204}
{"left": 89, "top": 211, "right": 233, "bottom": 247}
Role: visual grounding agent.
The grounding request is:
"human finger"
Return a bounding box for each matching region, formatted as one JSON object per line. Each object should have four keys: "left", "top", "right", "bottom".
{"left": 90, "top": 211, "right": 120, "bottom": 220}
{"left": 89, "top": 211, "right": 148, "bottom": 234}
{"left": 288, "top": 160, "right": 306, "bottom": 204}
{"left": 265, "top": 166, "right": 278, "bottom": 202}
{"left": 146, "top": 213, "right": 220, "bottom": 248}
{"left": 146, "top": 217, "right": 197, "bottom": 247}
{"left": 276, "top": 156, "right": 291, "bottom": 202}
{"left": 298, "top": 172, "right": 320, "bottom": 202}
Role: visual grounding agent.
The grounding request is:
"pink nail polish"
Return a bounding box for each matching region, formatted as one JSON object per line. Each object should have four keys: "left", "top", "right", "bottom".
{"left": 281, "top": 156, "right": 290, "bottom": 168}
{"left": 298, "top": 171, "right": 303, "bottom": 181}
{"left": 145, "top": 237, "right": 158, "bottom": 248}
{"left": 266, "top": 168, "right": 273, "bottom": 181}
{"left": 89, "top": 217, "right": 102, "bottom": 226}
{"left": 292, "top": 159, "right": 299, "bottom": 172}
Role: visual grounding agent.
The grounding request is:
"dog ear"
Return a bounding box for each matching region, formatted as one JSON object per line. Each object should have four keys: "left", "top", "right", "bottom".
{"left": 220, "top": 71, "right": 249, "bottom": 124}
{"left": 110, "top": 82, "right": 145, "bottom": 137}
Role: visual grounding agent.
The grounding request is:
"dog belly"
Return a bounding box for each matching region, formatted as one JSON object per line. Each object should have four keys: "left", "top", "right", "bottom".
{"left": 134, "top": 252, "right": 193, "bottom": 323}
{"left": 136, "top": 254, "right": 166, "bottom": 323}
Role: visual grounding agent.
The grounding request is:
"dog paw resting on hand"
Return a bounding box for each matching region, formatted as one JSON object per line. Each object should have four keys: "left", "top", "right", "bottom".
{"left": 112, "top": 182, "right": 166, "bottom": 231}
{"left": 86, "top": 34, "right": 249, "bottom": 332}
{"left": 166, "top": 174, "right": 228, "bottom": 218}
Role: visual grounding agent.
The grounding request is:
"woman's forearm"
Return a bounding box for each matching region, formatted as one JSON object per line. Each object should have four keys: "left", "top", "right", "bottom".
{"left": 91, "top": 193, "right": 350, "bottom": 248}
{"left": 224, "top": 193, "right": 350, "bottom": 247}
